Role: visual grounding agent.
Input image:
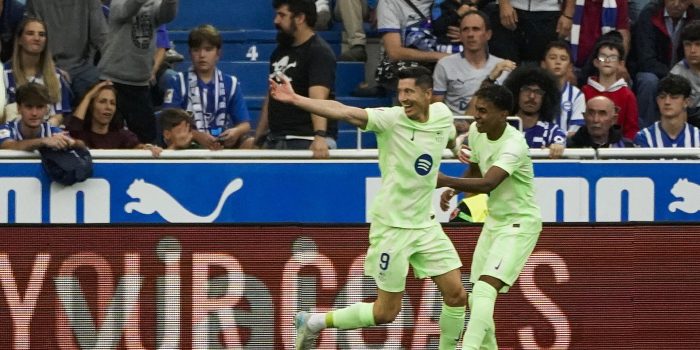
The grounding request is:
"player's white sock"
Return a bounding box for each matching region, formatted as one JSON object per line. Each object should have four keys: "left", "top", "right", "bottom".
{"left": 462, "top": 281, "right": 497, "bottom": 350}
{"left": 307, "top": 313, "right": 327, "bottom": 333}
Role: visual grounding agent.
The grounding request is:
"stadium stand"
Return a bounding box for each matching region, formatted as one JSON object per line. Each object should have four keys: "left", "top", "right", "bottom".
{"left": 167, "top": 0, "right": 391, "bottom": 148}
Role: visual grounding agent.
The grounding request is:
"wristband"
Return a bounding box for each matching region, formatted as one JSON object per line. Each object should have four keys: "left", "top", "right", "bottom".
{"left": 314, "top": 130, "right": 327, "bottom": 137}
{"left": 562, "top": 14, "right": 573, "bottom": 20}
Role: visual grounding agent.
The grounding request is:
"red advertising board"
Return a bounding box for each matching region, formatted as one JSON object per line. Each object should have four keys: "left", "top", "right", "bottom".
{"left": 0, "top": 225, "right": 698, "bottom": 349}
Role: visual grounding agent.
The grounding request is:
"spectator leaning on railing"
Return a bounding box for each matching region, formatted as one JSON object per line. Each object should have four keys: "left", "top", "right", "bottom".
{"left": 66, "top": 81, "right": 161, "bottom": 157}
{"left": 0, "top": 83, "right": 81, "bottom": 151}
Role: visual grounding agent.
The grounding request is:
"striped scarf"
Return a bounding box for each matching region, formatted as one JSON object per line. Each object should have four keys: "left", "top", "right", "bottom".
{"left": 570, "top": 0, "right": 618, "bottom": 62}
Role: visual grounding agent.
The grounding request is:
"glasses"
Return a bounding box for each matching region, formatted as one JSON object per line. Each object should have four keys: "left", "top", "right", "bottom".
{"left": 520, "top": 86, "right": 545, "bottom": 97}
{"left": 596, "top": 55, "right": 620, "bottom": 63}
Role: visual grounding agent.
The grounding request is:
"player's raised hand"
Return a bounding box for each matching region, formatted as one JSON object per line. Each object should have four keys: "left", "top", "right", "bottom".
{"left": 269, "top": 74, "right": 296, "bottom": 104}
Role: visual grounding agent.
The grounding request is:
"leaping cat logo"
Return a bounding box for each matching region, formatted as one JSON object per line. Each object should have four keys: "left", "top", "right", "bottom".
{"left": 668, "top": 178, "right": 700, "bottom": 214}
{"left": 124, "top": 178, "right": 243, "bottom": 222}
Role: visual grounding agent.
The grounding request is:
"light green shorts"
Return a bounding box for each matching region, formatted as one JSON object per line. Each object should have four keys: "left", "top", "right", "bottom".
{"left": 365, "top": 221, "right": 463, "bottom": 293}
{"left": 470, "top": 221, "right": 541, "bottom": 293}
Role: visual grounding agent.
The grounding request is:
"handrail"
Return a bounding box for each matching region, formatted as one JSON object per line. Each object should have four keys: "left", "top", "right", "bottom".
{"left": 0, "top": 147, "right": 698, "bottom": 160}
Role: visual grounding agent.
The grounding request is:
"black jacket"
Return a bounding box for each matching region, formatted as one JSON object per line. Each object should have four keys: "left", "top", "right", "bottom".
{"left": 568, "top": 125, "right": 632, "bottom": 148}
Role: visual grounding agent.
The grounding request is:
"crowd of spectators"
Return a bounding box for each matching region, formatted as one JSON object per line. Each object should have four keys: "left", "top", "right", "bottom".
{"left": 0, "top": 0, "right": 699, "bottom": 157}
{"left": 368, "top": 0, "right": 700, "bottom": 154}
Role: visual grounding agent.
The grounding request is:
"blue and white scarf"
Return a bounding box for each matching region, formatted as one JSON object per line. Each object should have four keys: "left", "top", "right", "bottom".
{"left": 186, "top": 67, "right": 228, "bottom": 136}
{"left": 570, "top": 0, "right": 618, "bottom": 62}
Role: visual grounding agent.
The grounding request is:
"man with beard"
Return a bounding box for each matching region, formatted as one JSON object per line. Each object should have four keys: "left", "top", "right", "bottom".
{"left": 503, "top": 65, "right": 567, "bottom": 159}
{"left": 253, "top": 0, "right": 336, "bottom": 158}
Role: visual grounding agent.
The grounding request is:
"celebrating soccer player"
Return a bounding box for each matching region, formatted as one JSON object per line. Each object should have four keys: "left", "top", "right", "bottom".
{"left": 439, "top": 84, "right": 542, "bottom": 350}
{"left": 270, "top": 66, "right": 468, "bottom": 350}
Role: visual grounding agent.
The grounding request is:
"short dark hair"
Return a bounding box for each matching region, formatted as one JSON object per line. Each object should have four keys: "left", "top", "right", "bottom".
{"left": 160, "top": 108, "right": 193, "bottom": 132}
{"left": 543, "top": 40, "right": 572, "bottom": 61}
{"left": 474, "top": 84, "right": 514, "bottom": 113}
{"left": 593, "top": 39, "right": 625, "bottom": 59}
{"left": 681, "top": 20, "right": 700, "bottom": 42}
{"left": 273, "top": 0, "right": 317, "bottom": 27}
{"left": 397, "top": 66, "right": 433, "bottom": 89}
{"left": 657, "top": 74, "right": 692, "bottom": 98}
{"left": 460, "top": 10, "right": 491, "bottom": 31}
{"left": 16, "top": 82, "right": 51, "bottom": 106}
{"left": 188, "top": 24, "right": 222, "bottom": 49}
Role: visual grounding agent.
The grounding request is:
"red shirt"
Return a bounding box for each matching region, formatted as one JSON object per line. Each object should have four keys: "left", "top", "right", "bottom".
{"left": 582, "top": 77, "right": 639, "bottom": 140}
{"left": 575, "top": 0, "right": 630, "bottom": 67}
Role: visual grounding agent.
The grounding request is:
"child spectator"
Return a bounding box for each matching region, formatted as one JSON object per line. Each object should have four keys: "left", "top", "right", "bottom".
{"left": 582, "top": 39, "right": 639, "bottom": 140}
{"left": 540, "top": 40, "right": 585, "bottom": 137}
{"left": 3, "top": 17, "right": 72, "bottom": 126}
{"left": 159, "top": 108, "right": 201, "bottom": 150}
{"left": 163, "top": 24, "right": 252, "bottom": 150}
{"left": 670, "top": 19, "right": 700, "bottom": 126}
{"left": 67, "top": 81, "right": 161, "bottom": 156}
{"left": 634, "top": 74, "right": 700, "bottom": 147}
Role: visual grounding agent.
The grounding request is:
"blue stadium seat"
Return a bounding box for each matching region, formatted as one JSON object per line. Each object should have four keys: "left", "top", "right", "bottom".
{"left": 168, "top": 0, "right": 275, "bottom": 30}
{"left": 168, "top": 30, "right": 342, "bottom": 61}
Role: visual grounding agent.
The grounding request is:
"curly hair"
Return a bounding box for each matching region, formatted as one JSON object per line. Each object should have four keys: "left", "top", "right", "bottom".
{"left": 502, "top": 65, "right": 561, "bottom": 123}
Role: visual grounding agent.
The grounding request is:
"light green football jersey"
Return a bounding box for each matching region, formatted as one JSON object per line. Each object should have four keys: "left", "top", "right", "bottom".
{"left": 467, "top": 123, "right": 542, "bottom": 228}
{"left": 365, "top": 102, "right": 457, "bottom": 228}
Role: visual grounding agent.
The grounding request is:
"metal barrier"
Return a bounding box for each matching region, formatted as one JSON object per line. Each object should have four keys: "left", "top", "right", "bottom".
{"left": 1, "top": 147, "right": 699, "bottom": 160}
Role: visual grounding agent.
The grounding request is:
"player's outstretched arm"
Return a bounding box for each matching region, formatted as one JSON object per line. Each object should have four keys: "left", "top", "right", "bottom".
{"left": 269, "top": 75, "right": 368, "bottom": 129}
{"left": 438, "top": 165, "right": 508, "bottom": 194}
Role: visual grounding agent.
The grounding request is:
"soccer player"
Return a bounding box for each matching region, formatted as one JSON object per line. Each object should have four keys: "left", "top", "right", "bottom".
{"left": 269, "top": 66, "right": 468, "bottom": 350}
{"left": 438, "top": 84, "right": 542, "bottom": 350}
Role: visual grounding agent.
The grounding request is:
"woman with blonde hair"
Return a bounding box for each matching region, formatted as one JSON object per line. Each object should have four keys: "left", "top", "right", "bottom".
{"left": 3, "top": 17, "right": 71, "bottom": 126}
